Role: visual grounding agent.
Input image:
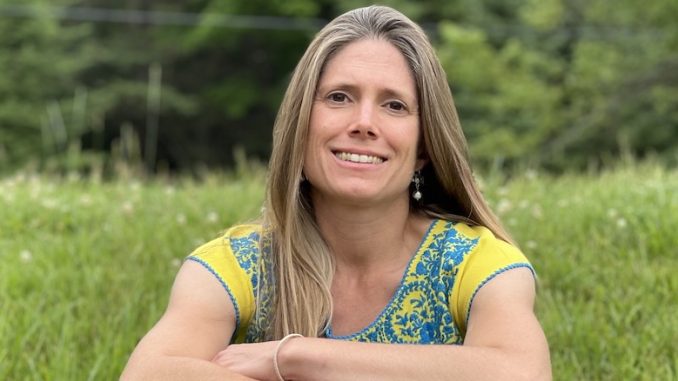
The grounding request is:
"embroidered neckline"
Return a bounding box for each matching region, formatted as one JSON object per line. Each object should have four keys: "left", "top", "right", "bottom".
{"left": 324, "top": 219, "right": 442, "bottom": 339}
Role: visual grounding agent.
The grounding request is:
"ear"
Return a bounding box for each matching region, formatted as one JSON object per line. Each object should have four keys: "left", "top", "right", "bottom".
{"left": 415, "top": 153, "right": 429, "bottom": 172}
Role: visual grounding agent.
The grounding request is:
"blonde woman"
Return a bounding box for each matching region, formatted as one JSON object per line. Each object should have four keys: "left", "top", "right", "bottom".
{"left": 123, "top": 5, "right": 551, "bottom": 381}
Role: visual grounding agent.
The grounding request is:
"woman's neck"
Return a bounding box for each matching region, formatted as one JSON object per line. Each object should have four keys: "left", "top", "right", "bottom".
{"left": 311, "top": 194, "right": 431, "bottom": 274}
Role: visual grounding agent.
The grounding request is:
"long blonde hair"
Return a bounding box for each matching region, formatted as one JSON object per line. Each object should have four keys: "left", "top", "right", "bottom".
{"left": 263, "top": 5, "right": 514, "bottom": 339}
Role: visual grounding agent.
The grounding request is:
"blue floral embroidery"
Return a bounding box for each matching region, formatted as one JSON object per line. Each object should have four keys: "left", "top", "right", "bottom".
{"left": 243, "top": 233, "right": 275, "bottom": 343}
{"left": 229, "top": 221, "right": 483, "bottom": 344}
{"left": 230, "top": 232, "right": 261, "bottom": 290}
{"left": 225, "top": 231, "right": 275, "bottom": 342}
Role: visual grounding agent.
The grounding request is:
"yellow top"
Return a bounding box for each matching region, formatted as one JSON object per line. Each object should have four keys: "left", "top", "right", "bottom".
{"left": 187, "top": 219, "right": 533, "bottom": 344}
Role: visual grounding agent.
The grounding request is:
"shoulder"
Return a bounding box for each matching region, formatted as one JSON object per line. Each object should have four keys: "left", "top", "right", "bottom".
{"left": 437, "top": 221, "right": 535, "bottom": 333}
{"left": 190, "top": 224, "right": 263, "bottom": 256}
{"left": 425, "top": 220, "right": 526, "bottom": 266}
{"left": 188, "top": 224, "right": 265, "bottom": 268}
{"left": 186, "top": 223, "right": 266, "bottom": 295}
{"left": 185, "top": 224, "right": 265, "bottom": 341}
{"left": 451, "top": 222, "right": 528, "bottom": 265}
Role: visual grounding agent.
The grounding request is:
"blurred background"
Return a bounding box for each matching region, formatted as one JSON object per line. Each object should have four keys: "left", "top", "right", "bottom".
{"left": 1, "top": 0, "right": 676, "bottom": 178}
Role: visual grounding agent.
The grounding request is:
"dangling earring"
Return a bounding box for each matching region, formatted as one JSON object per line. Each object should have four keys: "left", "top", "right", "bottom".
{"left": 412, "top": 170, "right": 423, "bottom": 201}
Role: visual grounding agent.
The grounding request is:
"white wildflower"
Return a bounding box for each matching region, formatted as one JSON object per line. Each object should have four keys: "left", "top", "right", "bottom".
{"left": 20, "top": 250, "right": 33, "bottom": 263}
{"left": 525, "top": 170, "right": 538, "bottom": 180}
{"left": 67, "top": 172, "right": 80, "bottom": 183}
{"left": 0, "top": 192, "right": 14, "bottom": 204}
{"left": 122, "top": 201, "right": 134, "bottom": 215}
{"left": 41, "top": 198, "right": 58, "bottom": 210}
{"left": 176, "top": 213, "right": 187, "bottom": 225}
{"left": 617, "top": 218, "right": 627, "bottom": 229}
{"left": 526, "top": 240, "right": 538, "bottom": 250}
{"left": 206, "top": 211, "right": 219, "bottom": 224}
{"left": 607, "top": 208, "right": 618, "bottom": 218}
{"left": 164, "top": 186, "right": 176, "bottom": 196}
{"left": 497, "top": 199, "right": 512, "bottom": 214}
{"left": 171, "top": 258, "right": 182, "bottom": 267}
{"left": 519, "top": 200, "right": 530, "bottom": 209}
{"left": 79, "top": 194, "right": 93, "bottom": 206}
{"left": 531, "top": 205, "right": 543, "bottom": 219}
{"left": 29, "top": 174, "right": 40, "bottom": 186}
{"left": 474, "top": 175, "right": 486, "bottom": 192}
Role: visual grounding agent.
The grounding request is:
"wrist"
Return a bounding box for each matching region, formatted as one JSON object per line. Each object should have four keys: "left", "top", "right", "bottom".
{"left": 277, "top": 336, "right": 309, "bottom": 380}
{"left": 275, "top": 334, "right": 304, "bottom": 381}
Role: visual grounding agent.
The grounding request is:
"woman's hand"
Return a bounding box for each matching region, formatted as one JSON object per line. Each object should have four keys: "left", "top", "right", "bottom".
{"left": 212, "top": 340, "right": 281, "bottom": 381}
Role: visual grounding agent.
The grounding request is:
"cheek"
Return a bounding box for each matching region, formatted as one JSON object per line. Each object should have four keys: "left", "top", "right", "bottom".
{"left": 303, "top": 124, "right": 323, "bottom": 175}
{"left": 305, "top": 107, "right": 339, "bottom": 156}
{"left": 308, "top": 103, "right": 325, "bottom": 131}
{"left": 391, "top": 125, "right": 421, "bottom": 155}
{"left": 305, "top": 109, "right": 320, "bottom": 152}
{"left": 304, "top": 125, "right": 321, "bottom": 159}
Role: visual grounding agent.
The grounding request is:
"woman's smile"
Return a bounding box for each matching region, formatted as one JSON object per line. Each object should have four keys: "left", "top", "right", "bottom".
{"left": 333, "top": 151, "right": 385, "bottom": 165}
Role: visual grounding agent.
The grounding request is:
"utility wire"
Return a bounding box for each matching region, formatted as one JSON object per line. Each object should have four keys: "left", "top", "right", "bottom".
{"left": 0, "top": 4, "right": 326, "bottom": 30}
{"left": 0, "top": 4, "right": 666, "bottom": 39}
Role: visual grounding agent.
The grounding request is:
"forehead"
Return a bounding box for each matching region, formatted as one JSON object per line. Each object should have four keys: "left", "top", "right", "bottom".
{"left": 318, "top": 39, "right": 416, "bottom": 97}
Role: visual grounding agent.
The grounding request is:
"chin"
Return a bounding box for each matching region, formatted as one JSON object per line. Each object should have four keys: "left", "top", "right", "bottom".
{"left": 338, "top": 188, "right": 404, "bottom": 206}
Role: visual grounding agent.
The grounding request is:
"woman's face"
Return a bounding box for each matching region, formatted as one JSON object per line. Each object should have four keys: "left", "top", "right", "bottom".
{"left": 303, "top": 38, "right": 425, "bottom": 207}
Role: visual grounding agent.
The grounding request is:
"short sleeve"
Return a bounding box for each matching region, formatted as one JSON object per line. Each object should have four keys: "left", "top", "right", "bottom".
{"left": 450, "top": 224, "right": 535, "bottom": 335}
{"left": 186, "top": 225, "right": 261, "bottom": 343}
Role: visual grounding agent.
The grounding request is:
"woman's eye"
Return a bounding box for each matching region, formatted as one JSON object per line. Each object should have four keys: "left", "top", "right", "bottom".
{"left": 387, "top": 101, "right": 407, "bottom": 112}
{"left": 327, "top": 93, "right": 348, "bottom": 103}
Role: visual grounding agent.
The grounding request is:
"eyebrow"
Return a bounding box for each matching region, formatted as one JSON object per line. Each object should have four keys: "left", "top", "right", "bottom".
{"left": 317, "top": 82, "right": 417, "bottom": 103}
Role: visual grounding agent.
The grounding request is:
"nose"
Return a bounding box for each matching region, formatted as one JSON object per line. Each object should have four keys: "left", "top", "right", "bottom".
{"left": 349, "top": 101, "right": 378, "bottom": 139}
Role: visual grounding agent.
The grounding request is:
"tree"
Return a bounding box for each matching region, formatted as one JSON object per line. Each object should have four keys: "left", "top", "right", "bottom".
{"left": 0, "top": 0, "right": 94, "bottom": 170}
{"left": 436, "top": 0, "right": 678, "bottom": 170}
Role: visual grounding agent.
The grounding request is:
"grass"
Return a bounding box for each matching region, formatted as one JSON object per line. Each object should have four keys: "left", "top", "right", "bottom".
{"left": 0, "top": 163, "right": 676, "bottom": 380}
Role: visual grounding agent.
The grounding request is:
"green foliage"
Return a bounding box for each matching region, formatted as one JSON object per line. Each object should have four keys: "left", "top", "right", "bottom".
{"left": 438, "top": 22, "right": 563, "bottom": 167}
{"left": 0, "top": 0, "right": 676, "bottom": 174}
{"left": 435, "top": 0, "right": 678, "bottom": 170}
{"left": 0, "top": 164, "right": 676, "bottom": 379}
{"left": 0, "top": 0, "right": 95, "bottom": 168}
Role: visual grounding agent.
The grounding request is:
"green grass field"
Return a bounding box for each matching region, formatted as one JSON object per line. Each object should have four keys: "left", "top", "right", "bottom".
{"left": 1, "top": 164, "right": 676, "bottom": 380}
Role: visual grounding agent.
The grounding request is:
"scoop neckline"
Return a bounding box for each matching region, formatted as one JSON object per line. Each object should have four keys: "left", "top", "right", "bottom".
{"left": 324, "top": 218, "right": 442, "bottom": 340}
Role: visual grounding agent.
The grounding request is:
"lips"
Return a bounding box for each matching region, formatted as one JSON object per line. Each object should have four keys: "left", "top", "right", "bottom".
{"left": 333, "top": 151, "right": 385, "bottom": 164}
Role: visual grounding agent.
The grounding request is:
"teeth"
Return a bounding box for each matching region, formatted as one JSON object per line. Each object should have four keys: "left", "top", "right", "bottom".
{"left": 335, "top": 152, "right": 384, "bottom": 164}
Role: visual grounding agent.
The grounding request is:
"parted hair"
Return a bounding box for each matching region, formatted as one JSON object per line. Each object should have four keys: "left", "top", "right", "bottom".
{"left": 262, "top": 5, "right": 514, "bottom": 339}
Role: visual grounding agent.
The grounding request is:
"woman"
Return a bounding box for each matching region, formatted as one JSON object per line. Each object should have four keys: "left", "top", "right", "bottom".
{"left": 122, "top": 5, "right": 551, "bottom": 381}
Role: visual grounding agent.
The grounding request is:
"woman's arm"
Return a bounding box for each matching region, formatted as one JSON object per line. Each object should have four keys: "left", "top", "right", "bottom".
{"left": 215, "top": 267, "right": 551, "bottom": 381}
{"left": 120, "top": 261, "right": 258, "bottom": 381}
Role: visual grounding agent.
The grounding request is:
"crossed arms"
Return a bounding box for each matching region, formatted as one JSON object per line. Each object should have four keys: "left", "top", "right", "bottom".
{"left": 121, "top": 261, "right": 551, "bottom": 380}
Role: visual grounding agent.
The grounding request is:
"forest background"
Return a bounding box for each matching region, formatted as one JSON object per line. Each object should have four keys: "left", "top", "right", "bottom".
{"left": 1, "top": 0, "right": 676, "bottom": 176}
